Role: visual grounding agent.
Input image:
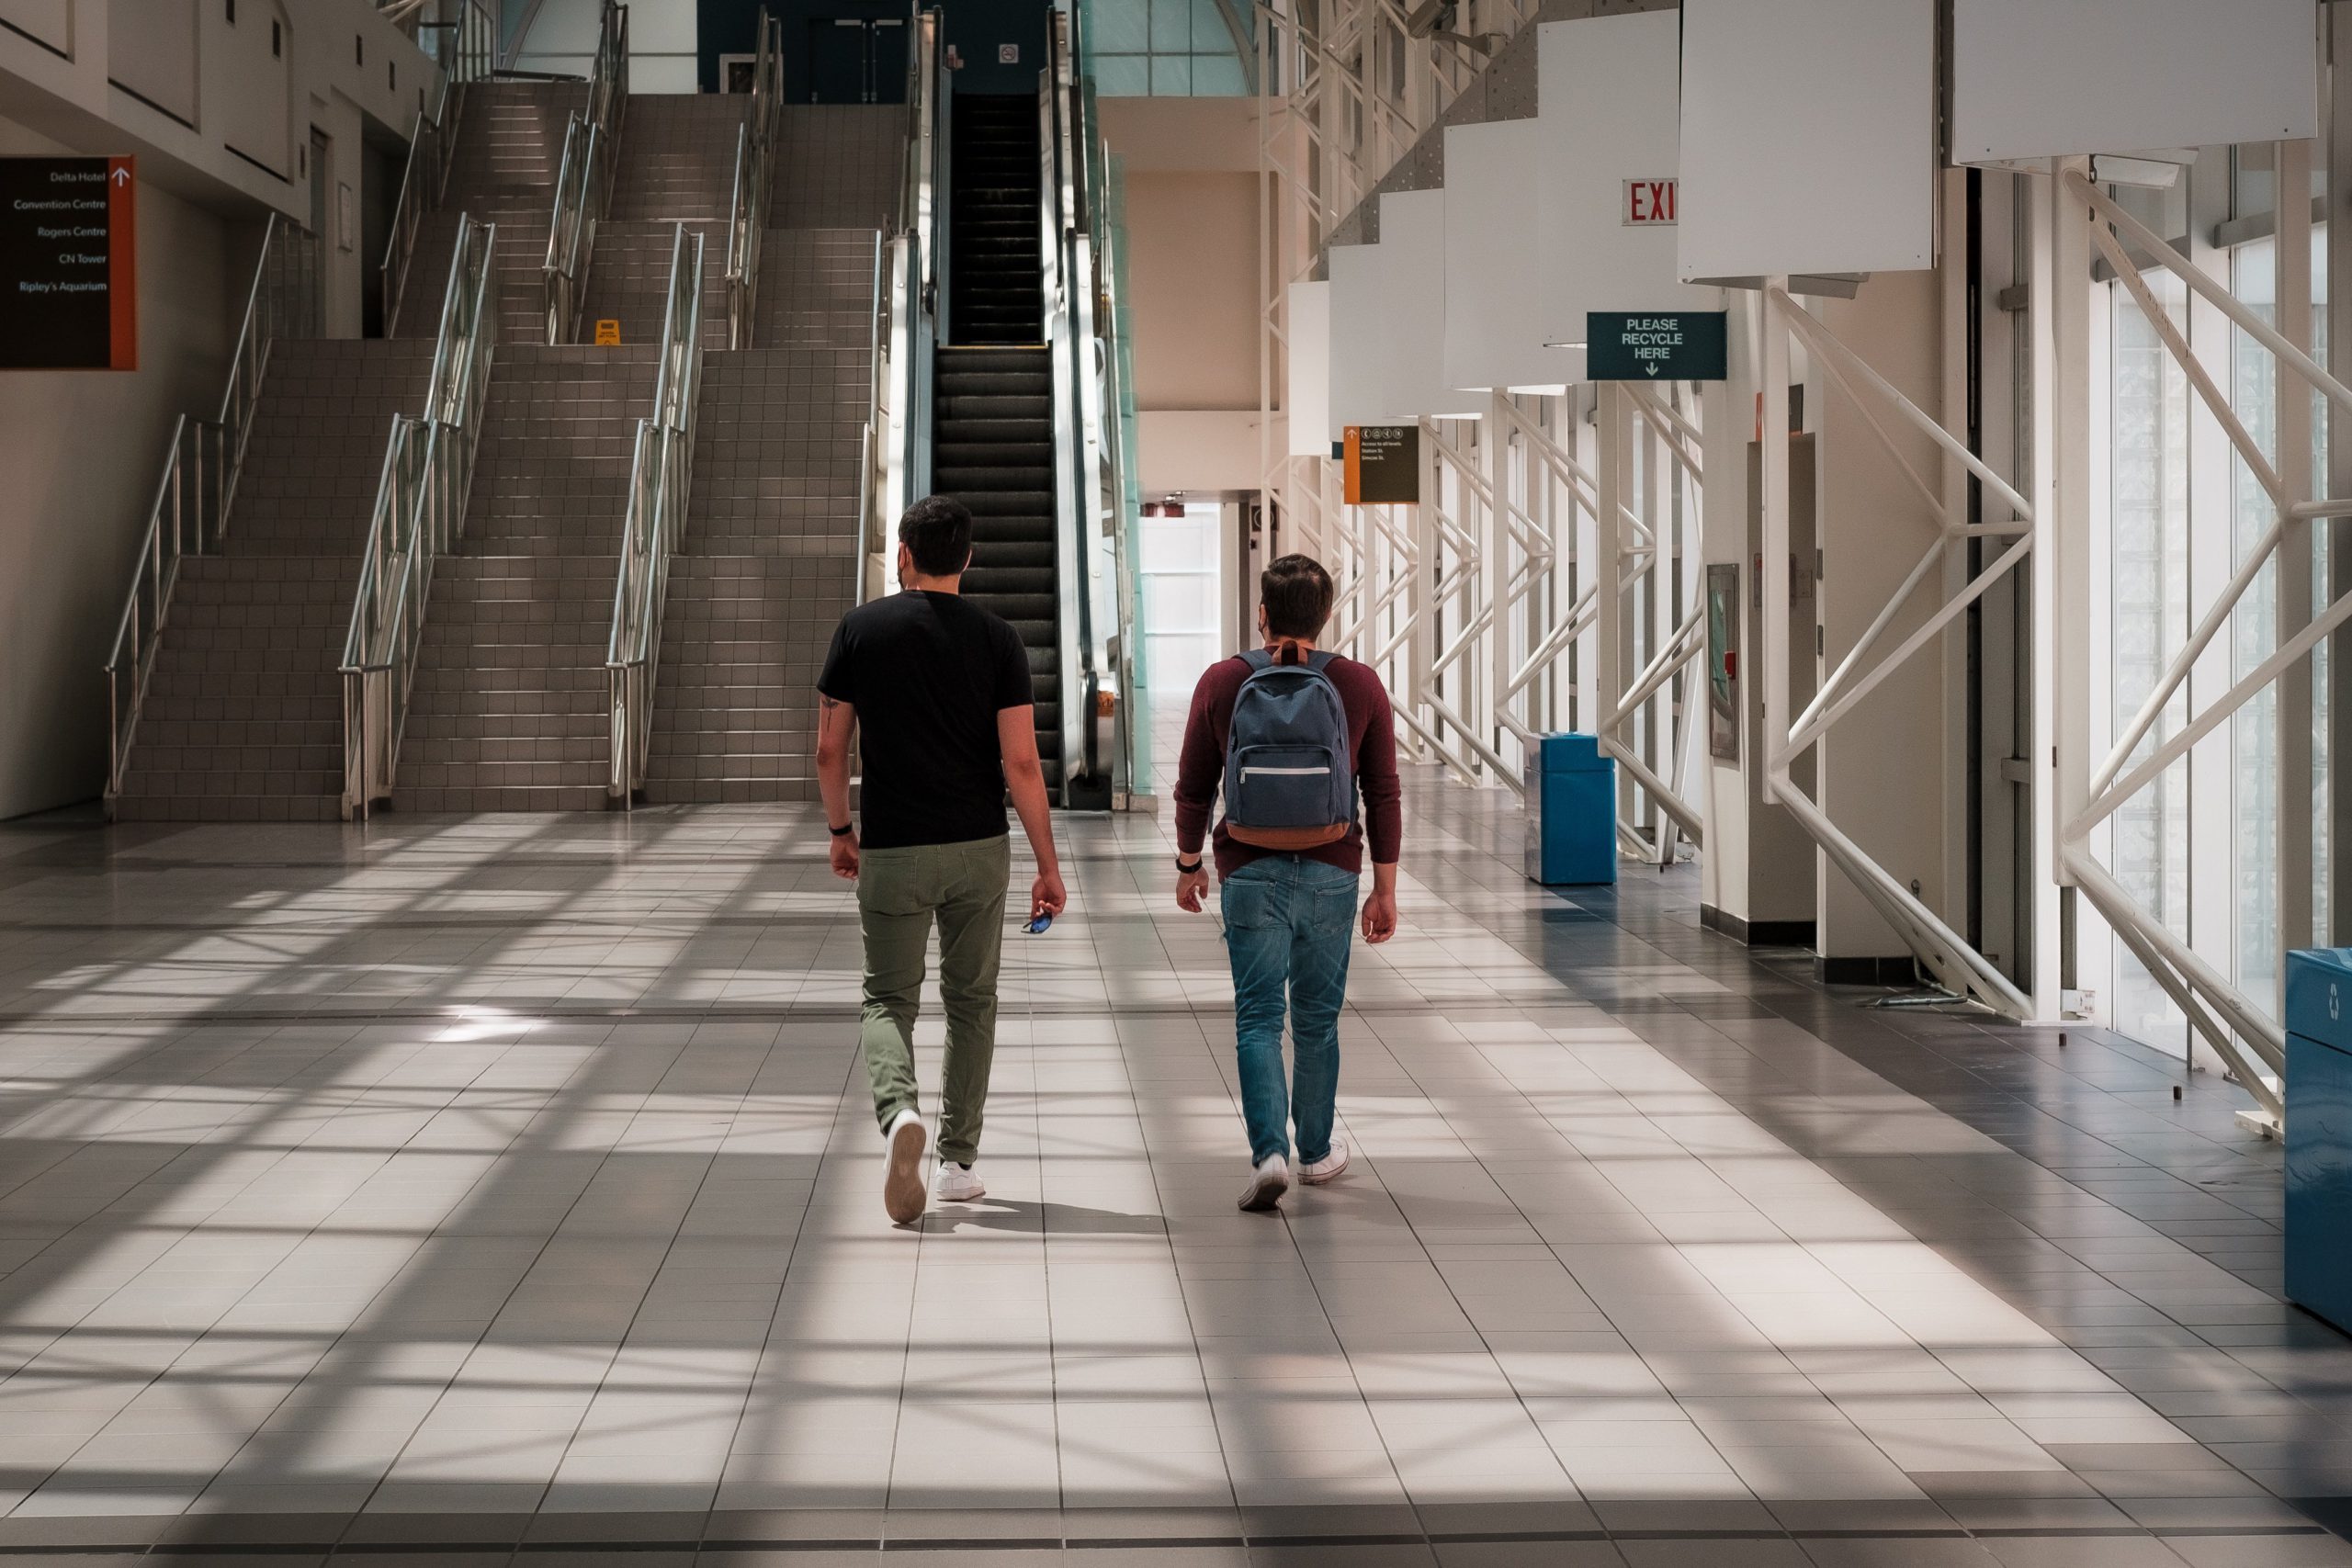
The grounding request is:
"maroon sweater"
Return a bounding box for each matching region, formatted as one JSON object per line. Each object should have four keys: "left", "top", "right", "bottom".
{"left": 1172, "top": 650, "right": 1403, "bottom": 878}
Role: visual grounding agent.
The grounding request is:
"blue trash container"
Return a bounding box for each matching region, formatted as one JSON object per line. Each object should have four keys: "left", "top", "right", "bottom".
{"left": 2287, "top": 947, "right": 2352, "bottom": 1334}
{"left": 1523, "top": 733, "right": 1616, "bottom": 886}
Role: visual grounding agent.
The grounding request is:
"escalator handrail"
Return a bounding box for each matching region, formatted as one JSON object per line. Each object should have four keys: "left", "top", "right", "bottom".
{"left": 861, "top": 8, "right": 942, "bottom": 605}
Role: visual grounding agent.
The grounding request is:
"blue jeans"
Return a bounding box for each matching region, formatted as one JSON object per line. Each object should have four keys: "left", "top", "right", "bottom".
{"left": 1219, "top": 855, "right": 1359, "bottom": 1167}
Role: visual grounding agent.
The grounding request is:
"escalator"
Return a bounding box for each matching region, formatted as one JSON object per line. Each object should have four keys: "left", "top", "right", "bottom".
{"left": 935, "top": 95, "right": 1062, "bottom": 788}
{"left": 872, "top": 11, "right": 1135, "bottom": 807}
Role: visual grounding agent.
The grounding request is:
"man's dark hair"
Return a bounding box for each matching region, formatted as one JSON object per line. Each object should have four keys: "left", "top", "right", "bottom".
{"left": 899, "top": 494, "right": 974, "bottom": 577}
{"left": 1261, "top": 554, "right": 1336, "bottom": 640}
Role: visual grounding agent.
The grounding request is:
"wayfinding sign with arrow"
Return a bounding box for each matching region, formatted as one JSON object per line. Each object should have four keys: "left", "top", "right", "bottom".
{"left": 1586, "top": 310, "right": 1725, "bottom": 382}
{"left": 0, "top": 156, "right": 137, "bottom": 369}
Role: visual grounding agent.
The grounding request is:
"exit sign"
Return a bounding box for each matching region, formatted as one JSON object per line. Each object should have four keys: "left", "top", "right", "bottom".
{"left": 1586, "top": 311, "right": 1728, "bottom": 381}
{"left": 1622, "top": 178, "right": 1676, "bottom": 226}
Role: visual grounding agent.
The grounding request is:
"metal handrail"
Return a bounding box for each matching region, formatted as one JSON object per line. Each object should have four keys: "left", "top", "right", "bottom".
{"left": 1041, "top": 13, "right": 1091, "bottom": 798}
{"left": 723, "top": 9, "right": 784, "bottom": 349}
{"left": 583, "top": 0, "right": 627, "bottom": 144}
{"left": 339, "top": 215, "right": 500, "bottom": 818}
{"left": 605, "top": 224, "right": 707, "bottom": 802}
{"left": 866, "top": 231, "right": 922, "bottom": 607}
{"left": 541, "top": 0, "right": 628, "bottom": 344}
{"left": 859, "top": 10, "right": 941, "bottom": 603}
{"left": 102, "top": 213, "right": 320, "bottom": 812}
{"left": 1040, "top": 6, "right": 1136, "bottom": 803}
{"left": 543, "top": 116, "right": 605, "bottom": 344}
{"left": 909, "top": 7, "right": 944, "bottom": 338}
{"left": 1070, "top": 0, "right": 1140, "bottom": 797}
{"left": 389, "top": 0, "right": 496, "bottom": 79}
{"left": 383, "top": 0, "right": 494, "bottom": 336}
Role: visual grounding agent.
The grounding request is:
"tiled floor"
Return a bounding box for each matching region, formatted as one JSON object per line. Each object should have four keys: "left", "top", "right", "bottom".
{"left": 0, "top": 769, "right": 2346, "bottom": 1565}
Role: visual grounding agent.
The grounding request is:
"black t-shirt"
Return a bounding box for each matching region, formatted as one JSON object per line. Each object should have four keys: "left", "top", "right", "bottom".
{"left": 817, "top": 590, "right": 1034, "bottom": 850}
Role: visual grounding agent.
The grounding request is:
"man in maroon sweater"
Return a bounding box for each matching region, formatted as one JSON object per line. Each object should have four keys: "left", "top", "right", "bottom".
{"left": 1172, "top": 554, "right": 1402, "bottom": 1212}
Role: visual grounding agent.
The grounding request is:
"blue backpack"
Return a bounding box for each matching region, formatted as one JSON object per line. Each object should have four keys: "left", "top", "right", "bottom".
{"left": 1222, "top": 646, "right": 1357, "bottom": 850}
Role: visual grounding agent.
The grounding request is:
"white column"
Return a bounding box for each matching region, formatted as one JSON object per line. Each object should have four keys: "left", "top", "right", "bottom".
{"left": 2279, "top": 135, "right": 2317, "bottom": 968}
{"left": 1762, "top": 287, "right": 1792, "bottom": 807}
{"left": 2040, "top": 157, "right": 2095, "bottom": 1020}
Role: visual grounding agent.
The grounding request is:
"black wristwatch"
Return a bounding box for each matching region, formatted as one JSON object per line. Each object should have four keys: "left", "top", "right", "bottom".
{"left": 830, "top": 822, "right": 854, "bottom": 838}
{"left": 1175, "top": 856, "right": 1204, "bottom": 874}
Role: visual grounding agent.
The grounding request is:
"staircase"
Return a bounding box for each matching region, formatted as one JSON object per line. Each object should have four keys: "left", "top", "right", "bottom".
{"left": 645, "top": 234, "right": 876, "bottom": 804}
{"left": 393, "top": 347, "right": 661, "bottom": 813}
{"left": 581, "top": 94, "right": 738, "bottom": 352}
{"left": 936, "top": 93, "right": 1061, "bottom": 785}
{"left": 620, "top": 99, "right": 904, "bottom": 804}
{"left": 769, "top": 106, "right": 905, "bottom": 231}
{"left": 112, "top": 342, "right": 436, "bottom": 822}
{"left": 395, "top": 81, "right": 584, "bottom": 344}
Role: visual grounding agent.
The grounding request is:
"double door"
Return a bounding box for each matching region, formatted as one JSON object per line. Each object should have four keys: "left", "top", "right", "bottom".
{"left": 807, "top": 15, "right": 907, "bottom": 104}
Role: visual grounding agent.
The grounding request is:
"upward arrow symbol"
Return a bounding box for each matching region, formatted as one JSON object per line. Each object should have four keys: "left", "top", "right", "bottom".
{"left": 111, "top": 167, "right": 129, "bottom": 186}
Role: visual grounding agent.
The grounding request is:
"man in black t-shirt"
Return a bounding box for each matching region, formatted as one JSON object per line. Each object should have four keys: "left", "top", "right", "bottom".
{"left": 815, "top": 495, "right": 1067, "bottom": 1225}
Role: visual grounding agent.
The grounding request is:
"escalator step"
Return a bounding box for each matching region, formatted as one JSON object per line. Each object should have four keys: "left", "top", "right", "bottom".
{"left": 954, "top": 491, "right": 1054, "bottom": 516}
{"left": 939, "top": 396, "right": 1051, "bottom": 420}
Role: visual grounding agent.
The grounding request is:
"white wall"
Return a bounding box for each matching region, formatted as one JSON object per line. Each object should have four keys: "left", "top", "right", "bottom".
{"left": 1951, "top": 0, "right": 2314, "bottom": 164}
{"left": 1678, "top": 0, "right": 1936, "bottom": 280}
{"left": 0, "top": 113, "right": 241, "bottom": 818}
{"left": 1442, "top": 117, "right": 1577, "bottom": 393}
{"left": 1101, "top": 98, "right": 1272, "bottom": 497}
{"left": 0, "top": 0, "right": 421, "bottom": 814}
{"left": 512, "top": 0, "right": 696, "bottom": 93}
{"left": 1534, "top": 12, "right": 1714, "bottom": 332}
{"left": 0, "top": 0, "right": 435, "bottom": 222}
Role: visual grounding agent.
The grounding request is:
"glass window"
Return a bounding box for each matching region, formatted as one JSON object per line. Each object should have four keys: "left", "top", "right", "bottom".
{"left": 2231, "top": 239, "right": 2281, "bottom": 1016}
{"left": 1191, "top": 53, "right": 1248, "bottom": 95}
{"left": 1091, "top": 0, "right": 1151, "bottom": 55}
{"left": 2109, "top": 268, "right": 2193, "bottom": 1055}
{"left": 1149, "top": 0, "right": 1193, "bottom": 54}
{"left": 1085, "top": 0, "right": 1251, "bottom": 95}
{"left": 1092, "top": 53, "right": 1152, "bottom": 96}
{"left": 2098, "top": 164, "right": 2334, "bottom": 1057}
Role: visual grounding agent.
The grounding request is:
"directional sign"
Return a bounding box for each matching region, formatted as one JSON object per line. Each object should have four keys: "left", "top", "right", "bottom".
{"left": 1344, "top": 424, "right": 1419, "bottom": 505}
{"left": 0, "top": 156, "right": 136, "bottom": 369}
{"left": 1586, "top": 310, "right": 1726, "bottom": 382}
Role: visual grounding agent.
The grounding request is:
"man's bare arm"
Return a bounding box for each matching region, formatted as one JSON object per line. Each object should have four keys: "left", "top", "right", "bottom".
{"left": 815, "top": 695, "right": 860, "bottom": 878}
{"left": 997, "top": 706, "right": 1067, "bottom": 918}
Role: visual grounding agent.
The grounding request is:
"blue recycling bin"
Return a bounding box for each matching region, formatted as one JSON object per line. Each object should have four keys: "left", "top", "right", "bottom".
{"left": 2287, "top": 948, "right": 2352, "bottom": 1334}
{"left": 1523, "top": 733, "right": 1616, "bottom": 886}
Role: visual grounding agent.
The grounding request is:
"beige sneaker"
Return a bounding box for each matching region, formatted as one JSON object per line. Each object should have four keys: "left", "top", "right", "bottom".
{"left": 1297, "top": 1139, "right": 1349, "bottom": 1185}
{"left": 884, "top": 1108, "right": 928, "bottom": 1224}
{"left": 936, "top": 1161, "right": 986, "bottom": 1202}
{"left": 1238, "top": 1155, "right": 1290, "bottom": 1213}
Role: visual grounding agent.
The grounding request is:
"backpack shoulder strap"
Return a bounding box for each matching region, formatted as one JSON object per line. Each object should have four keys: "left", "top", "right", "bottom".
{"left": 1305, "top": 649, "right": 1340, "bottom": 674}
{"left": 1237, "top": 649, "right": 1276, "bottom": 673}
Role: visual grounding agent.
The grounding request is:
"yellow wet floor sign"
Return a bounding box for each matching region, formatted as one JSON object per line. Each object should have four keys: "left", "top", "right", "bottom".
{"left": 594, "top": 319, "right": 621, "bottom": 345}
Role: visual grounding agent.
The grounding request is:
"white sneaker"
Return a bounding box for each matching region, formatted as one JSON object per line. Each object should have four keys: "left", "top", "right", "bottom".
{"left": 936, "top": 1160, "right": 986, "bottom": 1202}
{"left": 883, "top": 1108, "right": 928, "bottom": 1224}
{"left": 1238, "top": 1154, "right": 1290, "bottom": 1213}
{"left": 1297, "top": 1139, "right": 1349, "bottom": 1185}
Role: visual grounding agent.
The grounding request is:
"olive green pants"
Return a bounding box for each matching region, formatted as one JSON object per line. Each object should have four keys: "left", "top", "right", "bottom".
{"left": 855, "top": 834, "right": 1012, "bottom": 1166}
